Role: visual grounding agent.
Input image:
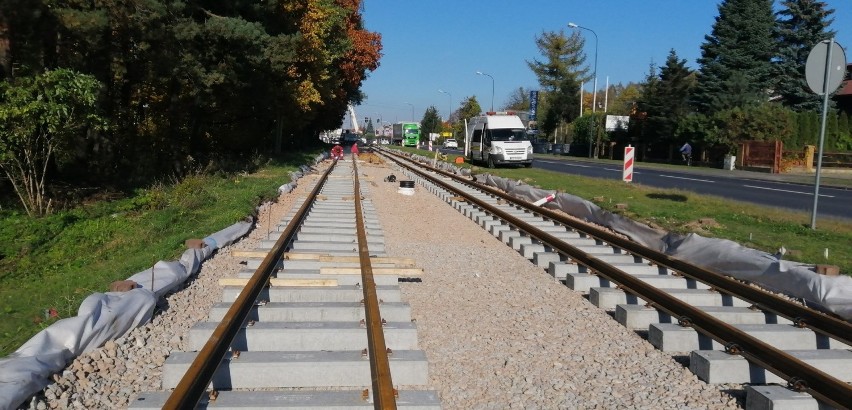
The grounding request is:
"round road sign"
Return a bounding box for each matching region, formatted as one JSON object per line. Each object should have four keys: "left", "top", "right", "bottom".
{"left": 805, "top": 40, "right": 847, "bottom": 95}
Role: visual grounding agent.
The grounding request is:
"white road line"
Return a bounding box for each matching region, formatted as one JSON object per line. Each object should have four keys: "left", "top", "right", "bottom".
{"left": 659, "top": 174, "right": 715, "bottom": 183}
{"left": 743, "top": 185, "right": 834, "bottom": 198}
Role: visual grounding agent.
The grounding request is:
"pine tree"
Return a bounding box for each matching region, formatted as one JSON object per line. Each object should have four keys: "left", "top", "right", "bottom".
{"left": 526, "top": 29, "right": 589, "bottom": 92}
{"left": 774, "top": 0, "right": 835, "bottom": 112}
{"left": 692, "top": 0, "right": 775, "bottom": 113}
{"left": 649, "top": 50, "right": 696, "bottom": 144}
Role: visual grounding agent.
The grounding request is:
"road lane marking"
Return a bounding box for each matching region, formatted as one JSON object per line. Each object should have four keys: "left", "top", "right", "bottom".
{"left": 659, "top": 174, "right": 715, "bottom": 183}
{"left": 743, "top": 185, "right": 834, "bottom": 198}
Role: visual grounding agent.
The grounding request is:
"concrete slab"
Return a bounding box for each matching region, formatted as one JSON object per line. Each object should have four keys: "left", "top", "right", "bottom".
{"left": 690, "top": 349, "right": 852, "bottom": 384}
{"left": 294, "top": 233, "right": 386, "bottom": 244}
{"left": 590, "top": 287, "right": 751, "bottom": 310}
{"left": 162, "top": 350, "right": 430, "bottom": 389}
{"left": 188, "top": 321, "right": 419, "bottom": 351}
{"left": 745, "top": 385, "right": 820, "bottom": 410}
{"left": 129, "top": 390, "right": 443, "bottom": 409}
{"left": 616, "top": 304, "right": 793, "bottom": 330}
{"left": 548, "top": 262, "right": 584, "bottom": 280}
{"left": 208, "top": 301, "right": 412, "bottom": 322}
{"left": 566, "top": 273, "right": 610, "bottom": 293}
{"left": 286, "top": 241, "right": 385, "bottom": 253}
{"left": 221, "top": 285, "right": 402, "bottom": 303}
{"left": 520, "top": 243, "right": 546, "bottom": 259}
{"left": 498, "top": 229, "right": 523, "bottom": 245}
{"left": 533, "top": 251, "right": 561, "bottom": 268}
{"left": 649, "top": 323, "right": 850, "bottom": 352}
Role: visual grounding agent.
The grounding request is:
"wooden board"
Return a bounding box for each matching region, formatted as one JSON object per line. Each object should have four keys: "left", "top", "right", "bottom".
{"left": 218, "top": 278, "right": 338, "bottom": 287}
{"left": 319, "top": 267, "right": 423, "bottom": 276}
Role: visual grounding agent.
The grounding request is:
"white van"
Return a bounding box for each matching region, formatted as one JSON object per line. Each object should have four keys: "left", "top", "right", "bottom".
{"left": 464, "top": 112, "right": 533, "bottom": 168}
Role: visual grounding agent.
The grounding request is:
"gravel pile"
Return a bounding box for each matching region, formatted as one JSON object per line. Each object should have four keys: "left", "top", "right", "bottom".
{"left": 23, "top": 156, "right": 742, "bottom": 409}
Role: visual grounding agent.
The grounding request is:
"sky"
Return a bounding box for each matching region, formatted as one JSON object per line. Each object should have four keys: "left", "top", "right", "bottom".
{"left": 346, "top": 0, "right": 852, "bottom": 130}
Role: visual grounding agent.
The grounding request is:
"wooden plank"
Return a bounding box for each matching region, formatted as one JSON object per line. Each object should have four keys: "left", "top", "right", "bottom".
{"left": 232, "top": 250, "right": 273, "bottom": 258}
{"left": 218, "top": 278, "right": 338, "bottom": 287}
{"left": 319, "top": 267, "right": 423, "bottom": 276}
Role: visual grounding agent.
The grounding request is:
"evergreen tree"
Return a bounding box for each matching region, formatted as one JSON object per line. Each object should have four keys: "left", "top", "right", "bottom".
{"left": 774, "top": 0, "right": 835, "bottom": 112}
{"left": 526, "top": 29, "right": 589, "bottom": 92}
{"left": 692, "top": 0, "right": 775, "bottom": 113}
{"left": 420, "top": 106, "right": 442, "bottom": 141}
{"left": 540, "top": 75, "right": 580, "bottom": 136}
{"left": 644, "top": 50, "right": 696, "bottom": 144}
{"left": 452, "top": 96, "right": 482, "bottom": 138}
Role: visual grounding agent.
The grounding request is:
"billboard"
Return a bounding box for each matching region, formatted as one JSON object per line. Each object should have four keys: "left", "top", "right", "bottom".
{"left": 605, "top": 115, "right": 630, "bottom": 131}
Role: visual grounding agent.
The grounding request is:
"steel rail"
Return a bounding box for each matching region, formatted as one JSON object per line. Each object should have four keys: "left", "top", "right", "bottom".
{"left": 381, "top": 148, "right": 852, "bottom": 347}
{"left": 352, "top": 158, "right": 398, "bottom": 409}
{"left": 379, "top": 150, "right": 852, "bottom": 409}
{"left": 163, "top": 161, "right": 336, "bottom": 409}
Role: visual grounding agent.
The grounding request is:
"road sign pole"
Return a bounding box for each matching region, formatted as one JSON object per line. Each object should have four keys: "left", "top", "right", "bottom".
{"left": 810, "top": 38, "right": 835, "bottom": 230}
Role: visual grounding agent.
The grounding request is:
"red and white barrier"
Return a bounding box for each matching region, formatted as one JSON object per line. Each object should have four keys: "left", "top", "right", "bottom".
{"left": 533, "top": 193, "right": 556, "bottom": 206}
{"left": 623, "top": 145, "right": 634, "bottom": 183}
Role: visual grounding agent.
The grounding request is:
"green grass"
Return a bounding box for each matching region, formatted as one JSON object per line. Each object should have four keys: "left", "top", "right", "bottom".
{"left": 0, "top": 151, "right": 320, "bottom": 356}
{"left": 399, "top": 146, "right": 851, "bottom": 274}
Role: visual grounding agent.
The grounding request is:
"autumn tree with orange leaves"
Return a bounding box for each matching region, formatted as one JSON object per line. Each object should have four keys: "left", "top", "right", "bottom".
{"left": 0, "top": 0, "right": 382, "bottom": 196}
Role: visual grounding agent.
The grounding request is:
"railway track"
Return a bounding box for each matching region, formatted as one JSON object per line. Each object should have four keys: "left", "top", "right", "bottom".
{"left": 375, "top": 148, "right": 852, "bottom": 410}
{"left": 130, "top": 157, "right": 441, "bottom": 409}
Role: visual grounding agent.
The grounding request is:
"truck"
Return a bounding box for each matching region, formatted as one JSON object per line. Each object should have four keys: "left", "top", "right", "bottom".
{"left": 392, "top": 122, "right": 421, "bottom": 147}
{"left": 464, "top": 112, "right": 533, "bottom": 168}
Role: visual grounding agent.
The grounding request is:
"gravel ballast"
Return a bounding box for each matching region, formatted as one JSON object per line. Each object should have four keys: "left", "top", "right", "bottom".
{"left": 23, "top": 156, "right": 742, "bottom": 409}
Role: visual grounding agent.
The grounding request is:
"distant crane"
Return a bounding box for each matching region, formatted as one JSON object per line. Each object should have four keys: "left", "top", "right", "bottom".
{"left": 347, "top": 105, "right": 360, "bottom": 133}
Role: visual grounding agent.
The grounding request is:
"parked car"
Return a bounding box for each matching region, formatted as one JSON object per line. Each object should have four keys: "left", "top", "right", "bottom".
{"left": 443, "top": 138, "right": 458, "bottom": 149}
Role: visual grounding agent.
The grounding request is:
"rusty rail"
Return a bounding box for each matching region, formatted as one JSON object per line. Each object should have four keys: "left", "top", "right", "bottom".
{"left": 163, "top": 161, "right": 335, "bottom": 409}
{"left": 352, "top": 158, "right": 398, "bottom": 409}
{"left": 379, "top": 148, "right": 852, "bottom": 409}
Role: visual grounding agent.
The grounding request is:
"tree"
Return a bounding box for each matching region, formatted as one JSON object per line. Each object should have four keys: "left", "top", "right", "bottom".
{"left": 452, "top": 96, "right": 482, "bottom": 139}
{"left": 540, "top": 75, "right": 580, "bottom": 136}
{"left": 526, "top": 29, "right": 589, "bottom": 92}
{"left": 0, "top": 69, "right": 104, "bottom": 216}
{"left": 608, "top": 83, "right": 642, "bottom": 115}
{"left": 420, "top": 106, "right": 441, "bottom": 142}
{"left": 774, "top": 0, "right": 836, "bottom": 111}
{"left": 642, "top": 50, "right": 696, "bottom": 145}
{"left": 502, "top": 87, "right": 530, "bottom": 112}
{"left": 692, "top": 0, "right": 775, "bottom": 113}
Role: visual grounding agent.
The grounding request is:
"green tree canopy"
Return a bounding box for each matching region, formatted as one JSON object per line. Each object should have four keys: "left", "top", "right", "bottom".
{"left": 773, "top": 0, "right": 836, "bottom": 111}
{"left": 692, "top": 0, "right": 775, "bottom": 113}
{"left": 453, "top": 96, "right": 482, "bottom": 139}
{"left": 639, "top": 50, "right": 696, "bottom": 145}
{"left": 0, "top": 69, "right": 105, "bottom": 216}
{"left": 420, "top": 106, "right": 442, "bottom": 141}
{"left": 526, "top": 29, "right": 589, "bottom": 92}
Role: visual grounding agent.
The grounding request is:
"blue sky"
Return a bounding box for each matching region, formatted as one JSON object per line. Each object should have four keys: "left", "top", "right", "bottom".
{"left": 348, "top": 0, "right": 852, "bottom": 129}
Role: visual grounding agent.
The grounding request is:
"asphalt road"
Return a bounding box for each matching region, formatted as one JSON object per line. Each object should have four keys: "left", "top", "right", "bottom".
{"left": 441, "top": 148, "right": 850, "bottom": 220}
{"left": 531, "top": 157, "right": 851, "bottom": 220}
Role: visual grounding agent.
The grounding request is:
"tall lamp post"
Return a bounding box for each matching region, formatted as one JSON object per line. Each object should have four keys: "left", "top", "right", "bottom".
{"left": 568, "top": 22, "right": 598, "bottom": 158}
{"left": 475, "top": 71, "right": 495, "bottom": 112}
{"left": 404, "top": 102, "right": 414, "bottom": 121}
{"left": 438, "top": 89, "right": 452, "bottom": 122}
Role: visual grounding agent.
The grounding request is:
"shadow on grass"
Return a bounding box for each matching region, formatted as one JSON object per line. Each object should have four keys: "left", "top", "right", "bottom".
{"left": 647, "top": 193, "right": 689, "bottom": 202}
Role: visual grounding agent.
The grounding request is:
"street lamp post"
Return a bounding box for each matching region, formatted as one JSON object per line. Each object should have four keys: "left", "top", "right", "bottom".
{"left": 568, "top": 22, "right": 598, "bottom": 158}
{"left": 404, "top": 102, "right": 414, "bottom": 121}
{"left": 438, "top": 89, "right": 452, "bottom": 122}
{"left": 475, "top": 71, "right": 495, "bottom": 112}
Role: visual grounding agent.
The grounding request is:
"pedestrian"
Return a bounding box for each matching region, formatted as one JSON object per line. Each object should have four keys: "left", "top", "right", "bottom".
{"left": 350, "top": 142, "right": 359, "bottom": 158}
{"left": 679, "top": 142, "right": 692, "bottom": 165}
{"left": 331, "top": 144, "right": 344, "bottom": 160}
